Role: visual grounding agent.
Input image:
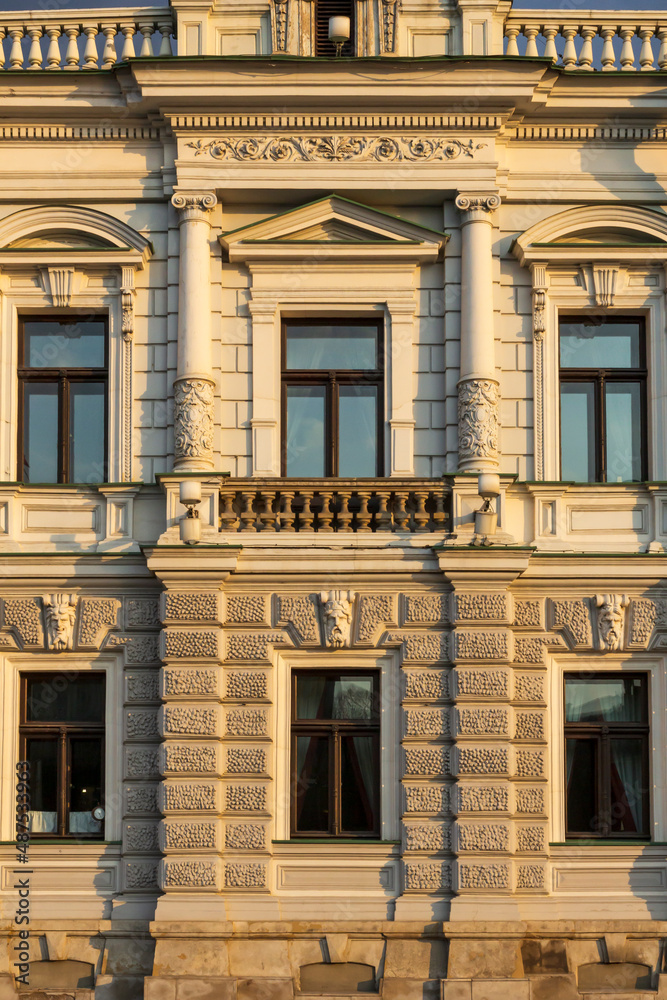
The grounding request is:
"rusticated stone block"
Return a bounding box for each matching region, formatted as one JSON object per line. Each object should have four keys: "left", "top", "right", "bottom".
{"left": 125, "top": 748, "right": 160, "bottom": 779}
{"left": 226, "top": 595, "right": 268, "bottom": 625}
{"left": 516, "top": 786, "right": 546, "bottom": 814}
{"left": 163, "top": 668, "right": 218, "bottom": 697}
{"left": 126, "top": 671, "right": 160, "bottom": 702}
{"left": 275, "top": 594, "right": 319, "bottom": 644}
{"left": 225, "top": 823, "right": 265, "bottom": 850}
{"left": 456, "top": 669, "right": 508, "bottom": 699}
{"left": 125, "top": 784, "right": 159, "bottom": 815}
{"left": 404, "top": 746, "right": 449, "bottom": 777}
{"left": 514, "top": 637, "right": 549, "bottom": 664}
{"left": 4, "top": 598, "right": 42, "bottom": 646}
{"left": 124, "top": 822, "right": 159, "bottom": 853}
{"left": 357, "top": 593, "right": 395, "bottom": 642}
{"left": 162, "top": 706, "right": 218, "bottom": 737}
{"left": 514, "top": 673, "right": 544, "bottom": 702}
{"left": 125, "top": 861, "right": 159, "bottom": 890}
{"left": 448, "top": 938, "right": 522, "bottom": 979}
{"left": 457, "top": 747, "right": 509, "bottom": 776}
{"left": 454, "top": 593, "right": 510, "bottom": 623}
{"left": 226, "top": 784, "right": 267, "bottom": 812}
{"left": 404, "top": 707, "right": 450, "bottom": 738}
{"left": 388, "top": 631, "right": 449, "bottom": 662}
{"left": 78, "top": 597, "right": 120, "bottom": 647}
{"left": 164, "top": 630, "right": 219, "bottom": 659}
{"left": 630, "top": 598, "right": 657, "bottom": 647}
{"left": 517, "top": 864, "right": 546, "bottom": 890}
{"left": 551, "top": 599, "right": 592, "bottom": 647}
{"left": 404, "top": 823, "right": 450, "bottom": 852}
{"left": 403, "top": 861, "right": 452, "bottom": 891}
{"left": 127, "top": 598, "right": 160, "bottom": 628}
{"left": 515, "top": 749, "right": 545, "bottom": 778}
{"left": 513, "top": 600, "right": 543, "bottom": 629}
{"left": 457, "top": 784, "right": 509, "bottom": 812}
{"left": 161, "top": 743, "right": 217, "bottom": 774}
{"left": 226, "top": 708, "right": 268, "bottom": 737}
{"left": 161, "top": 859, "right": 217, "bottom": 888}
{"left": 161, "top": 821, "right": 217, "bottom": 851}
{"left": 404, "top": 784, "right": 448, "bottom": 814}
{"left": 516, "top": 825, "right": 545, "bottom": 852}
{"left": 457, "top": 822, "right": 509, "bottom": 852}
{"left": 224, "top": 862, "right": 266, "bottom": 888}
{"left": 164, "top": 592, "right": 218, "bottom": 622}
{"left": 226, "top": 747, "right": 267, "bottom": 774}
{"left": 403, "top": 593, "right": 450, "bottom": 625}
{"left": 515, "top": 711, "right": 545, "bottom": 741}
{"left": 453, "top": 630, "right": 512, "bottom": 661}
{"left": 115, "top": 634, "right": 160, "bottom": 663}
{"left": 226, "top": 632, "right": 285, "bottom": 661}
{"left": 404, "top": 670, "right": 449, "bottom": 701}
{"left": 126, "top": 710, "right": 159, "bottom": 740}
{"left": 226, "top": 670, "right": 268, "bottom": 700}
{"left": 458, "top": 862, "right": 510, "bottom": 890}
{"left": 162, "top": 782, "right": 217, "bottom": 812}
{"left": 456, "top": 707, "right": 509, "bottom": 736}
{"left": 237, "top": 979, "right": 293, "bottom": 1000}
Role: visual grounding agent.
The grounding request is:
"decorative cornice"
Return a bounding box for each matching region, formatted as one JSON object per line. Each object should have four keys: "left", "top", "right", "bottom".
{"left": 172, "top": 114, "right": 503, "bottom": 130}
{"left": 0, "top": 125, "right": 161, "bottom": 141}
{"left": 512, "top": 125, "right": 667, "bottom": 142}
{"left": 171, "top": 192, "right": 218, "bottom": 224}
{"left": 187, "top": 135, "right": 486, "bottom": 163}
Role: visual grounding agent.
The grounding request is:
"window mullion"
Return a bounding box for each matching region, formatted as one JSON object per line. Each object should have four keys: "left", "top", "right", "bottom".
{"left": 598, "top": 373, "right": 606, "bottom": 483}
{"left": 600, "top": 728, "right": 610, "bottom": 838}
{"left": 332, "top": 727, "right": 339, "bottom": 837}
{"left": 58, "top": 728, "right": 67, "bottom": 838}
{"left": 330, "top": 374, "right": 338, "bottom": 477}
{"left": 60, "top": 373, "right": 68, "bottom": 484}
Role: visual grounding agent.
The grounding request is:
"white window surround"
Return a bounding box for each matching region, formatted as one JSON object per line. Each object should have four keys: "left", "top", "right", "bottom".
{"left": 273, "top": 649, "right": 400, "bottom": 846}
{"left": 0, "top": 206, "right": 152, "bottom": 484}
{"left": 513, "top": 205, "right": 667, "bottom": 482}
{"left": 0, "top": 652, "right": 124, "bottom": 844}
{"left": 220, "top": 196, "right": 446, "bottom": 478}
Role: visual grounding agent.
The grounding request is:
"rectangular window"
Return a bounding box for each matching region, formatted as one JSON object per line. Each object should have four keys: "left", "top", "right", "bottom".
{"left": 20, "top": 672, "right": 105, "bottom": 838}
{"left": 564, "top": 673, "right": 649, "bottom": 839}
{"left": 291, "top": 670, "right": 380, "bottom": 838}
{"left": 18, "top": 316, "right": 108, "bottom": 484}
{"left": 282, "top": 319, "right": 383, "bottom": 477}
{"left": 559, "top": 316, "right": 647, "bottom": 482}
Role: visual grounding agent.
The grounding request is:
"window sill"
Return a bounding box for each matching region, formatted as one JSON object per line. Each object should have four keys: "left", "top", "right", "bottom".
{"left": 272, "top": 839, "right": 400, "bottom": 845}
{"left": 550, "top": 840, "right": 655, "bottom": 846}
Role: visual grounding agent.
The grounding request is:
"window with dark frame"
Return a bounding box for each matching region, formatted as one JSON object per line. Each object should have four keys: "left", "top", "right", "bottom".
{"left": 20, "top": 672, "right": 105, "bottom": 839}
{"left": 291, "top": 670, "right": 380, "bottom": 838}
{"left": 18, "top": 315, "right": 108, "bottom": 484}
{"left": 281, "top": 319, "right": 384, "bottom": 477}
{"left": 564, "top": 673, "right": 649, "bottom": 839}
{"left": 559, "top": 316, "right": 647, "bottom": 483}
{"left": 314, "top": 0, "right": 355, "bottom": 55}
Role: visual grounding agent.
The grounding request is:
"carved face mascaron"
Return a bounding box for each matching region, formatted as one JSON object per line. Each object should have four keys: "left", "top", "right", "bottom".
{"left": 320, "top": 590, "right": 354, "bottom": 649}
{"left": 42, "top": 593, "right": 78, "bottom": 652}
{"left": 595, "top": 593, "right": 629, "bottom": 652}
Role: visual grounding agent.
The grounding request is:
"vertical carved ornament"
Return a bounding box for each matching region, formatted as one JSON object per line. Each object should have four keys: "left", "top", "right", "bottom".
{"left": 271, "top": 0, "right": 289, "bottom": 51}
{"left": 173, "top": 378, "right": 215, "bottom": 466}
{"left": 121, "top": 265, "right": 135, "bottom": 481}
{"left": 531, "top": 263, "right": 548, "bottom": 481}
{"left": 121, "top": 265, "right": 135, "bottom": 342}
{"left": 42, "top": 593, "right": 78, "bottom": 652}
{"left": 46, "top": 267, "right": 75, "bottom": 307}
{"left": 457, "top": 379, "right": 500, "bottom": 469}
{"left": 592, "top": 265, "right": 619, "bottom": 307}
{"left": 320, "top": 590, "right": 355, "bottom": 648}
{"left": 381, "top": 0, "right": 398, "bottom": 52}
{"left": 594, "top": 594, "right": 629, "bottom": 652}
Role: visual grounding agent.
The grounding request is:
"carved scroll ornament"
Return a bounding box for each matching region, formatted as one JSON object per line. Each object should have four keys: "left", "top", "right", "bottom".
{"left": 174, "top": 378, "right": 215, "bottom": 464}
{"left": 458, "top": 378, "right": 500, "bottom": 467}
{"left": 187, "top": 136, "right": 486, "bottom": 163}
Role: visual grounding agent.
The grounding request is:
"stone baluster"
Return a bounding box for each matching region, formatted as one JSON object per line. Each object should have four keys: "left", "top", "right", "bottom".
{"left": 376, "top": 492, "right": 392, "bottom": 531}
{"left": 139, "top": 22, "right": 155, "bottom": 57}
{"left": 561, "top": 26, "right": 578, "bottom": 67}
{"left": 337, "top": 492, "right": 353, "bottom": 532}
{"left": 45, "top": 27, "right": 61, "bottom": 69}
{"left": 0, "top": 30, "right": 5, "bottom": 71}
{"left": 101, "top": 26, "right": 118, "bottom": 68}
{"left": 542, "top": 25, "right": 558, "bottom": 62}
{"left": 455, "top": 194, "right": 501, "bottom": 474}
{"left": 620, "top": 26, "right": 636, "bottom": 70}
{"left": 82, "top": 26, "right": 99, "bottom": 68}
{"left": 158, "top": 21, "right": 173, "bottom": 56}
{"left": 299, "top": 491, "right": 315, "bottom": 531}
{"left": 504, "top": 25, "right": 520, "bottom": 56}
{"left": 171, "top": 193, "right": 218, "bottom": 471}
{"left": 600, "top": 26, "right": 617, "bottom": 69}
{"left": 524, "top": 26, "right": 539, "bottom": 57}
{"left": 433, "top": 492, "right": 448, "bottom": 530}
{"left": 658, "top": 27, "right": 667, "bottom": 69}
{"left": 9, "top": 28, "right": 24, "bottom": 70}
{"left": 239, "top": 492, "right": 256, "bottom": 532}
{"left": 639, "top": 26, "right": 655, "bottom": 69}
{"left": 356, "top": 491, "right": 372, "bottom": 531}
{"left": 27, "top": 27, "right": 42, "bottom": 69}
{"left": 64, "top": 27, "right": 80, "bottom": 69}
{"left": 394, "top": 491, "right": 409, "bottom": 531}
{"left": 413, "top": 491, "right": 430, "bottom": 532}
{"left": 578, "top": 26, "right": 596, "bottom": 69}
{"left": 258, "top": 492, "right": 276, "bottom": 531}
{"left": 220, "top": 492, "right": 239, "bottom": 531}
{"left": 279, "top": 491, "right": 296, "bottom": 532}
{"left": 120, "top": 24, "right": 136, "bottom": 60}
{"left": 318, "top": 493, "right": 334, "bottom": 532}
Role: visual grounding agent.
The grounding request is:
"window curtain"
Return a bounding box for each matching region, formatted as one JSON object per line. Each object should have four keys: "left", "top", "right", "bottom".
{"left": 610, "top": 742, "right": 641, "bottom": 831}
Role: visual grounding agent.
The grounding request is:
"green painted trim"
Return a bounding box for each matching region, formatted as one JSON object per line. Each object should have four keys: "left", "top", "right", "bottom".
{"left": 272, "top": 839, "right": 400, "bottom": 844}
{"left": 140, "top": 544, "right": 242, "bottom": 550}
{"left": 549, "top": 840, "right": 655, "bottom": 846}
{"left": 532, "top": 242, "right": 666, "bottom": 248}
{"left": 156, "top": 472, "right": 231, "bottom": 480}
{"left": 0, "top": 840, "right": 121, "bottom": 845}
{"left": 240, "top": 239, "right": 422, "bottom": 245}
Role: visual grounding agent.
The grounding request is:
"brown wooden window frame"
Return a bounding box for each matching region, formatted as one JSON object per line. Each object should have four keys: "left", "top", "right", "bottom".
{"left": 290, "top": 669, "right": 381, "bottom": 839}
{"left": 558, "top": 314, "right": 648, "bottom": 483}
{"left": 19, "top": 672, "right": 106, "bottom": 840}
{"left": 564, "top": 671, "right": 650, "bottom": 840}
{"left": 281, "top": 318, "right": 384, "bottom": 477}
{"left": 18, "top": 314, "right": 109, "bottom": 484}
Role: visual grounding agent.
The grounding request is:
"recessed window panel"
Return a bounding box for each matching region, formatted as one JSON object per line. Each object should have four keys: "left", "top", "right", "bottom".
{"left": 285, "top": 386, "right": 326, "bottom": 476}
{"left": 69, "top": 738, "right": 103, "bottom": 835}
{"left": 338, "top": 386, "right": 378, "bottom": 477}
{"left": 341, "top": 735, "right": 377, "bottom": 832}
{"left": 565, "top": 676, "right": 646, "bottom": 724}
{"left": 560, "top": 382, "right": 595, "bottom": 481}
{"left": 296, "top": 674, "right": 376, "bottom": 720}
{"left": 69, "top": 383, "right": 106, "bottom": 484}
{"left": 285, "top": 324, "right": 378, "bottom": 370}
{"left": 24, "top": 319, "right": 106, "bottom": 369}
{"left": 566, "top": 738, "right": 598, "bottom": 835}
{"left": 610, "top": 738, "right": 647, "bottom": 835}
{"left": 26, "top": 674, "right": 105, "bottom": 724}
{"left": 26, "top": 739, "right": 58, "bottom": 833}
{"left": 560, "top": 320, "right": 641, "bottom": 369}
{"left": 23, "top": 384, "right": 58, "bottom": 483}
{"left": 294, "top": 735, "right": 330, "bottom": 832}
{"left": 605, "top": 382, "right": 643, "bottom": 482}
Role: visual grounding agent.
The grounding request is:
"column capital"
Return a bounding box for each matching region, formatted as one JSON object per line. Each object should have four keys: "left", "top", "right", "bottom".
{"left": 455, "top": 193, "right": 501, "bottom": 220}
{"left": 171, "top": 191, "right": 217, "bottom": 223}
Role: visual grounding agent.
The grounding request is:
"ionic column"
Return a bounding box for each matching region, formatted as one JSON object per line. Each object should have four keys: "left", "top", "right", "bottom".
{"left": 171, "top": 192, "right": 218, "bottom": 472}
{"left": 455, "top": 194, "right": 500, "bottom": 473}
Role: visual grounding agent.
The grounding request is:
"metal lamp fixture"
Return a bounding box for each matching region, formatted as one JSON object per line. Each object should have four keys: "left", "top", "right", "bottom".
{"left": 328, "top": 15, "right": 350, "bottom": 56}
{"left": 474, "top": 472, "right": 500, "bottom": 540}
{"left": 179, "top": 479, "right": 202, "bottom": 546}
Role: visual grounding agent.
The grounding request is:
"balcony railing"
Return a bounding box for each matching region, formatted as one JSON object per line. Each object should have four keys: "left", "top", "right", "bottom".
{"left": 0, "top": 7, "right": 174, "bottom": 71}
{"left": 219, "top": 479, "right": 450, "bottom": 533}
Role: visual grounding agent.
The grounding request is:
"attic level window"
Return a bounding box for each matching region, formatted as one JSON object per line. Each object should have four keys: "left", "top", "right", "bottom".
{"left": 315, "top": 0, "right": 355, "bottom": 55}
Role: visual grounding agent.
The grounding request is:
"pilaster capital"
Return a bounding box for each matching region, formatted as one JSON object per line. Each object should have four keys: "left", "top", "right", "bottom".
{"left": 455, "top": 193, "right": 501, "bottom": 221}
{"left": 171, "top": 191, "right": 218, "bottom": 223}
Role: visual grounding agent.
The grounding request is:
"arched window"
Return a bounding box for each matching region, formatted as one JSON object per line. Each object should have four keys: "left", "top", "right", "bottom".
{"left": 315, "top": 0, "right": 355, "bottom": 55}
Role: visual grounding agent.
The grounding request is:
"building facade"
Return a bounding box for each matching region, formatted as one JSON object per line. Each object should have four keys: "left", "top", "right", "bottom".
{"left": 1, "top": 2, "right": 667, "bottom": 997}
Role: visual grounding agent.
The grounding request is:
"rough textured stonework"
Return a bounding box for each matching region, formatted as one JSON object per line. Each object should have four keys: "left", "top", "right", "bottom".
{"left": 458, "top": 862, "right": 510, "bottom": 889}
{"left": 78, "top": 597, "right": 120, "bottom": 646}
{"left": 125, "top": 748, "right": 160, "bottom": 779}
{"left": 225, "top": 823, "right": 266, "bottom": 849}
{"left": 164, "top": 630, "right": 219, "bottom": 659}
{"left": 125, "top": 822, "right": 159, "bottom": 853}
{"left": 515, "top": 711, "right": 545, "bottom": 741}
{"left": 163, "top": 859, "right": 217, "bottom": 888}
{"left": 453, "top": 630, "right": 511, "bottom": 661}
{"left": 224, "top": 862, "right": 266, "bottom": 888}
{"left": 389, "top": 631, "right": 449, "bottom": 662}
{"left": 275, "top": 595, "right": 319, "bottom": 643}
{"left": 515, "top": 749, "right": 546, "bottom": 777}
{"left": 457, "top": 707, "right": 509, "bottom": 736}
{"left": 163, "top": 668, "right": 218, "bottom": 697}
{"left": 163, "top": 782, "right": 216, "bottom": 811}
{"left": 404, "top": 823, "right": 450, "bottom": 852}
{"left": 404, "top": 746, "right": 449, "bottom": 776}
{"left": 162, "top": 706, "right": 218, "bottom": 737}
{"left": 164, "top": 592, "right": 218, "bottom": 621}
{"left": 514, "top": 673, "right": 545, "bottom": 702}
{"left": 552, "top": 599, "right": 592, "bottom": 647}
{"left": 404, "top": 784, "right": 448, "bottom": 814}
{"left": 457, "top": 822, "right": 509, "bottom": 852}
{"left": 115, "top": 634, "right": 160, "bottom": 663}
{"left": 226, "top": 784, "right": 267, "bottom": 811}
{"left": 403, "top": 594, "right": 450, "bottom": 625}
{"left": 517, "top": 864, "right": 545, "bottom": 889}
{"left": 125, "top": 861, "right": 159, "bottom": 890}
{"left": 458, "top": 784, "right": 509, "bottom": 812}
{"left": 126, "top": 710, "right": 159, "bottom": 740}
{"left": 163, "top": 821, "right": 217, "bottom": 850}
{"left": 457, "top": 747, "right": 509, "bottom": 775}
{"left": 226, "top": 670, "right": 268, "bottom": 700}
{"left": 630, "top": 598, "right": 657, "bottom": 647}
{"left": 357, "top": 594, "right": 394, "bottom": 642}
{"left": 513, "top": 600, "right": 543, "bottom": 629}
{"left": 226, "top": 631, "right": 285, "bottom": 661}
{"left": 226, "top": 707, "right": 268, "bottom": 737}
{"left": 127, "top": 598, "right": 161, "bottom": 628}
{"left": 516, "top": 825, "right": 545, "bottom": 852}
{"left": 127, "top": 672, "right": 160, "bottom": 702}
{"left": 4, "top": 598, "right": 42, "bottom": 646}
{"left": 456, "top": 668, "right": 508, "bottom": 698}
{"left": 125, "top": 785, "right": 159, "bottom": 815}
{"left": 226, "top": 594, "right": 268, "bottom": 625}
{"left": 404, "top": 861, "right": 452, "bottom": 890}
{"left": 405, "top": 670, "right": 449, "bottom": 700}
{"left": 405, "top": 707, "right": 450, "bottom": 737}
{"left": 162, "top": 744, "right": 217, "bottom": 774}
{"left": 455, "top": 593, "right": 509, "bottom": 622}
{"left": 226, "top": 747, "right": 267, "bottom": 774}
{"left": 516, "top": 786, "right": 546, "bottom": 813}
{"left": 514, "top": 637, "right": 549, "bottom": 664}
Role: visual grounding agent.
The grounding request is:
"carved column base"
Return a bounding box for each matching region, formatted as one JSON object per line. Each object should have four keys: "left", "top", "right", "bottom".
{"left": 173, "top": 376, "right": 215, "bottom": 472}
{"left": 457, "top": 377, "right": 500, "bottom": 473}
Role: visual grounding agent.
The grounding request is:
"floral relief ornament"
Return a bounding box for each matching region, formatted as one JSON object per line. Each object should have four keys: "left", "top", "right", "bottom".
{"left": 187, "top": 136, "right": 486, "bottom": 163}
{"left": 594, "top": 594, "right": 629, "bottom": 652}
{"left": 320, "top": 591, "right": 355, "bottom": 649}
{"left": 174, "top": 378, "right": 215, "bottom": 461}
{"left": 42, "top": 593, "right": 78, "bottom": 652}
{"left": 458, "top": 379, "right": 500, "bottom": 465}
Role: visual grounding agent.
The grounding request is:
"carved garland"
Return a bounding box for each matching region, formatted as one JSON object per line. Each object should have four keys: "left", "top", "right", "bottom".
{"left": 187, "top": 136, "right": 486, "bottom": 163}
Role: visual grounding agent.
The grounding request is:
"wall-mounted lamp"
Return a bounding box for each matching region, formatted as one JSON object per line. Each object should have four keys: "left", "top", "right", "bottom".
{"left": 179, "top": 479, "right": 202, "bottom": 546}
{"left": 329, "top": 16, "right": 350, "bottom": 56}
{"left": 474, "top": 472, "right": 500, "bottom": 541}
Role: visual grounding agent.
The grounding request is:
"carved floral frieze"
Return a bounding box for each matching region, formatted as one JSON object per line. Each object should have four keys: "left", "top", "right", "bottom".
{"left": 458, "top": 378, "right": 500, "bottom": 468}
{"left": 187, "top": 135, "right": 486, "bottom": 163}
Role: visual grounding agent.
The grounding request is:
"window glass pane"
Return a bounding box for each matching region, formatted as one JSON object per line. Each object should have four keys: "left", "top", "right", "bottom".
{"left": 560, "top": 382, "right": 595, "bottom": 481}
{"left": 23, "top": 383, "right": 58, "bottom": 483}
{"left": 285, "top": 386, "right": 326, "bottom": 476}
{"left": 610, "top": 738, "right": 647, "bottom": 836}
{"left": 25, "top": 739, "right": 58, "bottom": 834}
{"left": 296, "top": 674, "right": 375, "bottom": 720}
{"left": 605, "top": 382, "right": 643, "bottom": 482}
{"left": 26, "top": 674, "right": 105, "bottom": 723}
{"left": 24, "top": 319, "right": 106, "bottom": 369}
{"left": 294, "top": 735, "right": 329, "bottom": 831}
{"left": 565, "top": 676, "right": 646, "bottom": 723}
{"left": 341, "top": 735, "right": 377, "bottom": 833}
{"left": 338, "top": 386, "right": 378, "bottom": 476}
{"left": 566, "top": 738, "right": 597, "bottom": 834}
{"left": 69, "top": 738, "right": 103, "bottom": 835}
{"left": 69, "top": 383, "right": 106, "bottom": 484}
{"left": 285, "top": 325, "right": 378, "bottom": 370}
{"left": 560, "top": 320, "right": 641, "bottom": 369}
